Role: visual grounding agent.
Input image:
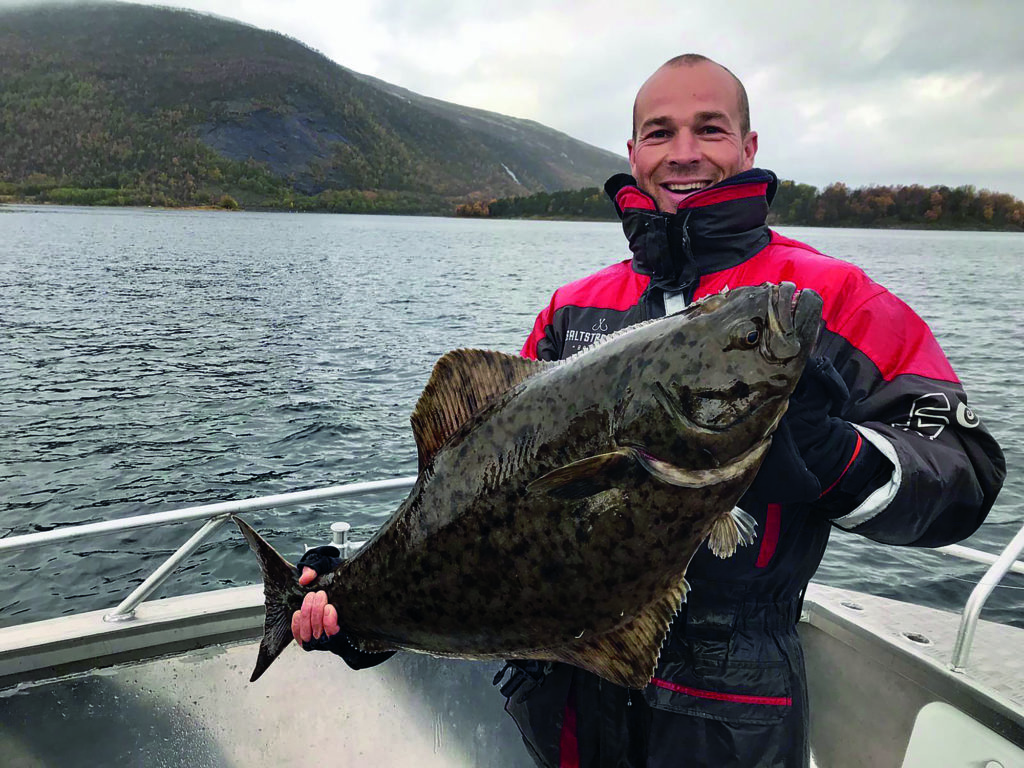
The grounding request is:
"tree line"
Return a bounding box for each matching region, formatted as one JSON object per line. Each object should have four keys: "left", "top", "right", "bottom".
{"left": 467, "top": 181, "right": 1024, "bottom": 231}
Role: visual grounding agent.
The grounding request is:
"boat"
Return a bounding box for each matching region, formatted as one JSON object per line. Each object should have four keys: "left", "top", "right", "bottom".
{"left": 1, "top": 476, "right": 1021, "bottom": 767}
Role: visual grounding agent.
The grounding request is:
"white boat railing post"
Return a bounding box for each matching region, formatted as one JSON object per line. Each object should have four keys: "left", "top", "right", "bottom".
{"left": 935, "top": 543, "right": 1024, "bottom": 576}
{"left": 103, "top": 515, "right": 231, "bottom": 622}
{"left": 331, "top": 522, "right": 353, "bottom": 560}
{"left": 950, "top": 522, "right": 1024, "bottom": 672}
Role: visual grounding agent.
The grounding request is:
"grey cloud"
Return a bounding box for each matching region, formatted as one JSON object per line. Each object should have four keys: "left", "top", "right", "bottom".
{"left": 370, "top": 0, "right": 549, "bottom": 33}
{"left": 5, "top": 0, "right": 1020, "bottom": 196}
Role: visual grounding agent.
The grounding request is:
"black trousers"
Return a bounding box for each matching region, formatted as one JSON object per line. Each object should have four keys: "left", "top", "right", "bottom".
{"left": 503, "top": 598, "right": 809, "bottom": 768}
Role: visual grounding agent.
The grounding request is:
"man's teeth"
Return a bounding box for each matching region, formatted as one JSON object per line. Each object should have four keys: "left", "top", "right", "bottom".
{"left": 665, "top": 183, "right": 708, "bottom": 192}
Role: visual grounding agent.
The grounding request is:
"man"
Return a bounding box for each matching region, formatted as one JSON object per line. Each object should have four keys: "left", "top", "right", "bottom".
{"left": 292, "top": 55, "right": 1005, "bottom": 767}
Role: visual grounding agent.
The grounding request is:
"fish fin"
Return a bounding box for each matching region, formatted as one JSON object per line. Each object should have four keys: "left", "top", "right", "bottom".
{"left": 527, "top": 449, "right": 636, "bottom": 500}
{"left": 547, "top": 579, "right": 688, "bottom": 689}
{"left": 633, "top": 439, "right": 771, "bottom": 488}
{"left": 234, "top": 516, "right": 306, "bottom": 682}
{"left": 705, "top": 507, "right": 758, "bottom": 559}
{"left": 411, "top": 349, "right": 546, "bottom": 471}
{"left": 353, "top": 637, "right": 395, "bottom": 653}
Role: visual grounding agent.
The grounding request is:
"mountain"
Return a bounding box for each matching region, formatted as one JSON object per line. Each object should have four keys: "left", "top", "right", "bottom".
{"left": 0, "top": 2, "right": 627, "bottom": 212}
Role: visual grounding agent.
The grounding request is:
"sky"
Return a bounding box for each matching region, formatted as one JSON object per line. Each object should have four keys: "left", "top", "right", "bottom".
{"left": 8, "top": 0, "right": 1024, "bottom": 197}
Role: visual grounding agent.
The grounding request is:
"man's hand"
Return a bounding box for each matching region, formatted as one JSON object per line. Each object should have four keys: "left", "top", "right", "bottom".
{"left": 291, "top": 565, "right": 341, "bottom": 645}
{"left": 289, "top": 546, "right": 396, "bottom": 669}
{"left": 743, "top": 358, "right": 859, "bottom": 506}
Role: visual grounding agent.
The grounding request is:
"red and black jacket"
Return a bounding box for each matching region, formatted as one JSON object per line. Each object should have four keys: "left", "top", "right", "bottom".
{"left": 511, "top": 170, "right": 1006, "bottom": 767}
{"left": 523, "top": 169, "right": 1005, "bottom": 570}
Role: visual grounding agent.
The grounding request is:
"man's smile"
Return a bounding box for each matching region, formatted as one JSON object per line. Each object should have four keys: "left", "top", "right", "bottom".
{"left": 659, "top": 180, "right": 713, "bottom": 208}
{"left": 662, "top": 181, "right": 711, "bottom": 193}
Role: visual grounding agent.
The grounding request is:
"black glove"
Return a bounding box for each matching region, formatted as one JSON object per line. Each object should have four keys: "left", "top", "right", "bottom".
{"left": 492, "top": 660, "right": 555, "bottom": 704}
{"left": 604, "top": 173, "right": 697, "bottom": 293}
{"left": 743, "top": 358, "right": 865, "bottom": 507}
{"left": 296, "top": 544, "right": 343, "bottom": 578}
{"left": 295, "top": 546, "right": 395, "bottom": 670}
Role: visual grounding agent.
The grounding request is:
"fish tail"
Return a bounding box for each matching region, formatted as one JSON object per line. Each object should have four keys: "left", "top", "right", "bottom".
{"left": 233, "top": 515, "right": 306, "bottom": 682}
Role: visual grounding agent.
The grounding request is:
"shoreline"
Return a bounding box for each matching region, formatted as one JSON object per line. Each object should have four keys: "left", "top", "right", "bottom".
{"left": 2, "top": 200, "right": 1021, "bottom": 233}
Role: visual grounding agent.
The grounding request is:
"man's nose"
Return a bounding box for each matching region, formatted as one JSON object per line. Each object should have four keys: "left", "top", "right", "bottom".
{"left": 665, "top": 130, "right": 701, "bottom": 165}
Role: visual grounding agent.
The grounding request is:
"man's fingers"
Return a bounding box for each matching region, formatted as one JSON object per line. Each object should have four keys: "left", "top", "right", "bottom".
{"left": 298, "top": 566, "right": 317, "bottom": 587}
{"left": 323, "top": 603, "right": 340, "bottom": 637}
{"left": 298, "top": 592, "right": 315, "bottom": 643}
{"left": 291, "top": 588, "right": 337, "bottom": 645}
{"left": 310, "top": 591, "right": 327, "bottom": 639}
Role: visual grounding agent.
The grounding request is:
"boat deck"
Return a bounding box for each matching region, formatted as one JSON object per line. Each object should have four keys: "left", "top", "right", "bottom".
{"left": 1, "top": 582, "right": 1021, "bottom": 767}
{"left": 800, "top": 584, "right": 1024, "bottom": 767}
{"left": 0, "top": 623, "right": 526, "bottom": 767}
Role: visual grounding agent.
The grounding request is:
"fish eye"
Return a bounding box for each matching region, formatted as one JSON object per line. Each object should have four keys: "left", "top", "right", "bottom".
{"left": 729, "top": 320, "right": 762, "bottom": 349}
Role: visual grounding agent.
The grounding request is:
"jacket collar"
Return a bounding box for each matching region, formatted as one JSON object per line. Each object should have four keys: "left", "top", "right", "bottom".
{"left": 618, "top": 168, "right": 777, "bottom": 292}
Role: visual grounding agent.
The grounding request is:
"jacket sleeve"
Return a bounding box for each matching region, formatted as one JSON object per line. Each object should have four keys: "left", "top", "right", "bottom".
{"left": 521, "top": 295, "right": 563, "bottom": 362}
{"left": 815, "top": 290, "right": 1005, "bottom": 547}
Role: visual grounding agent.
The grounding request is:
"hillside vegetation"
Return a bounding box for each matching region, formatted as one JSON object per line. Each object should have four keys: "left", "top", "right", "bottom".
{"left": 0, "top": 2, "right": 626, "bottom": 212}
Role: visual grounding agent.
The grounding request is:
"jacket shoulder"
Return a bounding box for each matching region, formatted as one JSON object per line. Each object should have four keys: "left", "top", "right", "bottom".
{"left": 522, "top": 260, "right": 646, "bottom": 360}
{"left": 751, "top": 232, "right": 957, "bottom": 383}
{"left": 546, "top": 259, "right": 647, "bottom": 312}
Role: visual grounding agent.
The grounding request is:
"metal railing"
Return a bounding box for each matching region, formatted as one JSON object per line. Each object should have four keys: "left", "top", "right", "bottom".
{"left": 949, "top": 522, "right": 1024, "bottom": 672}
{"left": 0, "top": 476, "right": 417, "bottom": 622}
{"left": 0, "top": 477, "right": 1021, "bottom": 667}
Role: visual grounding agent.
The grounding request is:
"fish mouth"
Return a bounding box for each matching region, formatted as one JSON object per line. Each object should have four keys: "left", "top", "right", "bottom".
{"left": 652, "top": 283, "right": 825, "bottom": 436}
{"left": 792, "top": 287, "right": 824, "bottom": 348}
{"left": 766, "top": 283, "right": 823, "bottom": 361}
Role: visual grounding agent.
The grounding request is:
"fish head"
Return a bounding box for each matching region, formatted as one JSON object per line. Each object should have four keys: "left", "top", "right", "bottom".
{"left": 620, "top": 282, "right": 823, "bottom": 468}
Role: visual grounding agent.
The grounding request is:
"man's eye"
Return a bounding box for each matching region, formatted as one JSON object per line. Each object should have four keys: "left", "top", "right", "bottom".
{"left": 700, "top": 126, "right": 724, "bottom": 135}
{"left": 646, "top": 129, "right": 670, "bottom": 139}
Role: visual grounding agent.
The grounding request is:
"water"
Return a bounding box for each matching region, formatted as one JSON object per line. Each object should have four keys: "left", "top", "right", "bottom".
{"left": 1, "top": 205, "right": 1021, "bottom": 629}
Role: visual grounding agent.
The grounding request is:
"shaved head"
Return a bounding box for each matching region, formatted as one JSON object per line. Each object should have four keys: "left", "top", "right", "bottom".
{"left": 626, "top": 56, "right": 758, "bottom": 211}
{"left": 632, "top": 54, "right": 750, "bottom": 139}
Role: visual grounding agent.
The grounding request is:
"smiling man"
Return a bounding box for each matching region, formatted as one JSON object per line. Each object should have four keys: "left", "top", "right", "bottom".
{"left": 498, "top": 54, "right": 1006, "bottom": 767}
{"left": 288, "top": 55, "right": 1004, "bottom": 768}
{"left": 628, "top": 56, "right": 757, "bottom": 212}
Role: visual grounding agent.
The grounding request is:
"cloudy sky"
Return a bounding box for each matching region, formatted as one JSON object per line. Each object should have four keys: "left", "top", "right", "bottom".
{"left": 12, "top": 0, "right": 1024, "bottom": 197}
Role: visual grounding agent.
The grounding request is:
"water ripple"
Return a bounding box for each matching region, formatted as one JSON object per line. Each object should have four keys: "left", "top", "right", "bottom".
{"left": 0, "top": 209, "right": 1021, "bottom": 628}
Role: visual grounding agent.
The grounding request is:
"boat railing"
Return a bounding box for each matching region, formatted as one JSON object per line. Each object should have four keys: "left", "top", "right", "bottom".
{"left": 0, "top": 476, "right": 418, "bottom": 623}
{"left": 0, "top": 477, "right": 1021, "bottom": 671}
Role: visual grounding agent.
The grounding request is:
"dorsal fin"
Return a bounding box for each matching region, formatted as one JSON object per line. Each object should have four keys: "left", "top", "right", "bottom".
{"left": 411, "top": 349, "right": 545, "bottom": 471}
{"left": 539, "top": 576, "right": 689, "bottom": 689}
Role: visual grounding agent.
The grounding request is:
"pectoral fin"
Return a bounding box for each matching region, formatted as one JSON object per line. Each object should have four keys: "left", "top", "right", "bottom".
{"left": 706, "top": 507, "right": 758, "bottom": 558}
{"left": 531, "top": 438, "right": 770, "bottom": 500}
{"left": 528, "top": 449, "right": 637, "bottom": 500}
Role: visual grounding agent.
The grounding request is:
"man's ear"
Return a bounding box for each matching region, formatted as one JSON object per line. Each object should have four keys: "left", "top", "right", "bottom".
{"left": 742, "top": 131, "right": 758, "bottom": 171}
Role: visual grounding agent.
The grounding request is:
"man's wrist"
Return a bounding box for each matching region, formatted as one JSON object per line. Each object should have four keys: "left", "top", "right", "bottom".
{"left": 814, "top": 430, "right": 892, "bottom": 519}
{"left": 296, "top": 545, "right": 342, "bottom": 577}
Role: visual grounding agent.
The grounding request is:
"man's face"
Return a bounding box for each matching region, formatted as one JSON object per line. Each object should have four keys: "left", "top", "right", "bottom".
{"left": 628, "top": 62, "right": 758, "bottom": 213}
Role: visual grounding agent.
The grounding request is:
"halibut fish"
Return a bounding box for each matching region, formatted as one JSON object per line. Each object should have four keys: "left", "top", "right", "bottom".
{"left": 237, "top": 282, "right": 823, "bottom": 689}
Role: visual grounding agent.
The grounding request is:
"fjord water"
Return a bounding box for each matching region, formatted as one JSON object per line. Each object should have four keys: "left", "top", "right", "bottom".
{"left": 1, "top": 205, "right": 1021, "bottom": 629}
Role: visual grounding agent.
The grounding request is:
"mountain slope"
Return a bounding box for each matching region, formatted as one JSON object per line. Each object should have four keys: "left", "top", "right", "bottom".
{"left": 0, "top": 2, "right": 627, "bottom": 210}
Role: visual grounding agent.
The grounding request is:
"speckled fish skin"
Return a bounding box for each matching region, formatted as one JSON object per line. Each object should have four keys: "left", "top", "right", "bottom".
{"left": 238, "top": 282, "right": 823, "bottom": 687}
